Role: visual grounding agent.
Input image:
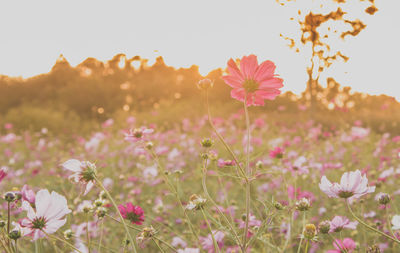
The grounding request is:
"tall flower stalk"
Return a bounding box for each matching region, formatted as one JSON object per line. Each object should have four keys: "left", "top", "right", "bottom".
{"left": 94, "top": 177, "right": 138, "bottom": 253}
{"left": 243, "top": 95, "right": 252, "bottom": 250}
{"left": 346, "top": 201, "right": 400, "bottom": 244}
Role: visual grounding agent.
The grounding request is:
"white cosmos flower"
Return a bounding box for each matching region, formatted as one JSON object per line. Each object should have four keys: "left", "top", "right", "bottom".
{"left": 20, "top": 189, "right": 71, "bottom": 241}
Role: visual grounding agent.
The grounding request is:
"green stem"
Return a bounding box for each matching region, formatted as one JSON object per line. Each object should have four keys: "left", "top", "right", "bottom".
{"left": 152, "top": 238, "right": 165, "bottom": 253}
{"left": 98, "top": 219, "right": 104, "bottom": 253}
{"left": 149, "top": 149, "right": 199, "bottom": 243}
{"left": 201, "top": 164, "right": 241, "bottom": 246}
{"left": 346, "top": 201, "right": 400, "bottom": 244}
{"left": 296, "top": 212, "right": 306, "bottom": 253}
{"left": 86, "top": 214, "right": 91, "bottom": 253}
{"left": 386, "top": 207, "right": 397, "bottom": 240}
{"left": 43, "top": 231, "right": 84, "bottom": 253}
{"left": 200, "top": 208, "right": 221, "bottom": 253}
{"left": 304, "top": 240, "right": 309, "bottom": 253}
{"left": 106, "top": 215, "right": 178, "bottom": 252}
{"left": 205, "top": 90, "right": 247, "bottom": 180}
{"left": 94, "top": 177, "right": 138, "bottom": 253}
{"left": 243, "top": 96, "right": 252, "bottom": 250}
{"left": 7, "top": 202, "right": 11, "bottom": 249}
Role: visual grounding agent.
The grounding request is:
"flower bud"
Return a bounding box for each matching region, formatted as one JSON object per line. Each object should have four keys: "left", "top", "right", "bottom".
{"left": 4, "top": 192, "right": 16, "bottom": 202}
{"left": 197, "top": 79, "right": 213, "bottom": 90}
{"left": 64, "top": 229, "right": 74, "bottom": 240}
{"left": 303, "top": 224, "right": 317, "bottom": 240}
{"left": 8, "top": 229, "right": 21, "bottom": 240}
{"left": 14, "top": 192, "right": 22, "bottom": 201}
{"left": 366, "top": 244, "right": 381, "bottom": 253}
{"left": 82, "top": 203, "right": 93, "bottom": 213}
{"left": 273, "top": 201, "right": 284, "bottom": 211}
{"left": 377, "top": 193, "right": 391, "bottom": 205}
{"left": 0, "top": 220, "right": 6, "bottom": 228}
{"left": 145, "top": 141, "right": 154, "bottom": 150}
{"left": 93, "top": 199, "right": 105, "bottom": 207}
{"left": 96, "top": 207, "right": 107, "bottom": 218}
{"left": 201, "top": 138, "right": 214, "bottom": 148}
{"left": 122, "top": 237, "right": 131, "bottom": 246}
{"left": 318, "top": 220, "right": 331, "bottom": 234}
{"left": 80, "top": 161, "right": 97, "bottom": 182}
{"left": 186, "top": 194, "right": 207, "bottom": 211}
{"left": 296, "top": 198, "right": 311, "bottom": 212}
{"left": 99, "top": 191, "right": 107, "bottom": 200}
{"left": 200, "top": 153, "right": 209, "bottom": 160}
{"left": 256, "top": 161, "right": 263, "bottom": 169}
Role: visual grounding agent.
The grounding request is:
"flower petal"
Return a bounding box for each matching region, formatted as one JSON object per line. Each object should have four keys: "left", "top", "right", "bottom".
{"left": 240, "top": 55, "right": 258, "bottom": 79}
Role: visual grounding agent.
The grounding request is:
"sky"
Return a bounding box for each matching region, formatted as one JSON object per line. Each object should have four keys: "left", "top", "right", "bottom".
{"left": 0, "top": 0, "right": 399, "bottom": 99}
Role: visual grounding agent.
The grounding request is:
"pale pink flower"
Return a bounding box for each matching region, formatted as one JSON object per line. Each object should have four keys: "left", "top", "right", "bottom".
{"left": 238, "top": 214, "right": 262, "bottom": 229}
{"left": 222, "top": 55, "right": 283, "bottom": 106}
{"left": 329, "top": 216, "right": 358, "bottom": 233}
{"left": 61, "top": 159, "right": 97, "bottom": 195}
{"left": 124, "top": 127, "right": 154, "bottom": 142}
{"left": 171, "top": 236, "right": 187, "bottom": 248}
{"left": 102, "top": 118, "right": 114, "bottom": 128}
{"left": 200, "top": 230, "right": 225, "bottom": 253}
{"left": 177, "top": 248, "right": 200, "bottom": 253}
{"left": 391, "top": 215, "right": 400, "bottom": 230}
{"left": 20, "top": 189, "right": 71, "bottom": 241}
{"left": 319, "top": 170, "right": 375, "bottom": 199}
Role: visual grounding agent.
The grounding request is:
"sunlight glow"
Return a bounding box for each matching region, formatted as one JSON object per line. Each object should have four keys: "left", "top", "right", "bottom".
{"left": 0, "top": 0, "right": 399, "bottom": 99}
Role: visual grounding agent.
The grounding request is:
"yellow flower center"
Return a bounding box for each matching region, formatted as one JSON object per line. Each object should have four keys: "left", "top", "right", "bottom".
{"left": 243, "top": 79, "right": 259, "bottom": 93}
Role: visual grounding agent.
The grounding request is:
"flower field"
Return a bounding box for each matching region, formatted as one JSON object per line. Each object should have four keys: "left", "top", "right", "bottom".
{"left": 0, "top": 55, "right": 399, "bottom": 253}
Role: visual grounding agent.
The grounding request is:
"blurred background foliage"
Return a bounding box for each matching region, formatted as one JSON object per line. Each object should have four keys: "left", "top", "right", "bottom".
{"left": 0, "top": 53, "right": 398, "bottom": 136}
{"left": 1, "top": 0, "right": 396, "bottom": 136}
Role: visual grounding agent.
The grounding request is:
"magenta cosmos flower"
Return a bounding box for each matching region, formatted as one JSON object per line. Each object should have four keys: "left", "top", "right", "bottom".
{"left": 20, "top": 189, "right": 71, "bottom": 241}
{"left": 118, "top": 202, "right": 145, "bottom": 225}
{"left": 319, "top": 170, "right": 375, "bottom": 199}
{"left": 62, "top": 159, "right": 97, "bottom": 195}
{"left": 269, "top": 147, "right": 284, "bottom": 159}
{"left": 222, "top": 55, "right": 283, "bottom": 106}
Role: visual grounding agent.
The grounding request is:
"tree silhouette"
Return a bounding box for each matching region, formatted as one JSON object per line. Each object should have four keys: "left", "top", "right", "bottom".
{"left": 277, "top": 0, "right": 378, "bottom": 110}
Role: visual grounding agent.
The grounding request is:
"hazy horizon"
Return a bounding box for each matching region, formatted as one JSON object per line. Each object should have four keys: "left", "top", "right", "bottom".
{"left": 1, "top": 0, "right": 399, "bottom": 99}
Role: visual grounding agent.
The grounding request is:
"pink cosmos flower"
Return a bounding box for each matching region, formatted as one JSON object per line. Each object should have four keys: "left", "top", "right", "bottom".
{"left": 61, "top": 159, "right": 97, "bottom": 195}
{"left": 200, "top": 230, "right": 225, "bottom": 253}
{"left": 329, "top": 216, "right": 358, "bottom": 233}
{"left": 118, "top": 202, "right": 145, "bottom": 225}
{"left": 4, "top": 123, "right": 13, "bottom": 130}
{"left": 20, "top": 189, "right": 71, "bottom": 241}
{"left": 217, "top": 159, "right": 236, "bottom": 168}
{"left": 0, "top": 166, "right": 7, "bottom": 183}
{"left": 222, "top": 55, "right": 283, "bottom": 106}
{"left": 124, "top": 127, "right": 154, "bottom": 142}
{"left": 21, "top": 185, "right": 36, "bottom": 205}
{"left": 319, "top": 170, "right": 375, "bottom": 199}
{"left": 327, "top": 238, "right": 356, "bottom": 253}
